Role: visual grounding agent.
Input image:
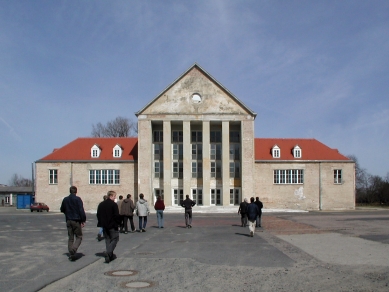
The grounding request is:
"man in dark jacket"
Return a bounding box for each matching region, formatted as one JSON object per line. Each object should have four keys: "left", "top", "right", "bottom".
{"left": 120, "top": 194, "right": 136, "bottom": 233}
{"left": 60, "top": 186, "right": 86, "bottom": 261}
{"left": 181, "top": 194, "right": 196, "bottom": 228}
{"left": 254, "top": 197, "right": 264, "bottom": 227}
{"left": 97, "top": 190, "right": 121, "bottom": 263}
{"left": 246, "top": 197, "right": 260, "bottom": 237}
{"left": 238, "top": 198, "right": 248, "bottom": 227}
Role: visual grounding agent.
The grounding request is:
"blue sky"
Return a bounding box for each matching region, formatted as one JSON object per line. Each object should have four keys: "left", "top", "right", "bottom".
{"left": 1, "top": 0, "right": 388, "bottom": 184}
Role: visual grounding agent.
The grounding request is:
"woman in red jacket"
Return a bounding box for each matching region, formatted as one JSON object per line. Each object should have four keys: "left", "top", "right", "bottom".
{"left": 154, "top": 196, "right": 165, "bottom": 228}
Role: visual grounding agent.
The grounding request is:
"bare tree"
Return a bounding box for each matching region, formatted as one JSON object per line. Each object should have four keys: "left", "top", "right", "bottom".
{"left": 9, "top": 173, "right": 33, "bottom": 187}
{"left": 91, "top": 116, "right": 137, "bottom": 137}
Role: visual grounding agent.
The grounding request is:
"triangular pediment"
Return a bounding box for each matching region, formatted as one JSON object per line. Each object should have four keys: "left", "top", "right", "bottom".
{"left": 136, "top": 64, "right": 256, "bottom": 118}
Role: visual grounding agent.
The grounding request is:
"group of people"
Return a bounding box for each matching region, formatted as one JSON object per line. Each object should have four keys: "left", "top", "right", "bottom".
{"left": 60, "top": 186, "right": 261, "bottom": 264}
{"left": 238, "top": 197, "right": 263, "bottom": 237}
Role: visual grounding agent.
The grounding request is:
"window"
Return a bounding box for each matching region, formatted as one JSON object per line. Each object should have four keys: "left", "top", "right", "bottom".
{"left": 192, "top": 144, "right": 202, "bottom": 160}
{"left": 155, "top": 162, "right": 163, "bottom": 178}
{"left": 91, "top": 144, "right": 101, "bottom": 158}
{"left": 211, "top": 161, "right": 221, "bottom": 178}
{"left": 154, "top": 143, "right": 163, "bottom": 160}
{"left": 172, "top": 162, "right": 183, "bottom": 178}
{"left": 211, "top": 188, "right": 222, "bottom": 205}
{"left": 229, "top": 144, "right": 240, "bottom": 160}
{"left": 191, "top": 131, "right": 202, "bottom": 142}
{"left": 172, "top": 131, "right": 183, "bottom": 142}
{"left": 293, "top": 146, "right": 301, "bottom": 158}
{"left": 274, "top": 169, "right": 304, "bottom": 184}
{"left": 89, "top": 170, "right": 120, "bottom": 185}
{"left": 153, "top": 131, "right": 163, "bottom": 143}
{"left": 49, "top": 169, "right": 58, "bottom": 184}
{"left": 230, "top": 188, "right": 240, "bottom": 205}
{"left": 192, "top": 161, "right": 203, "bottom": 178}
{"left": 230, "top": 131, "right": 240, "bottom": 143}
{"left": 272, "top": 145, "right": 280, "bottom": 158}
{"left": 173, "top": 188, "right": 183, "bottom": 205}
{"left": 154, "top": 188, "right": 164, "bottom": 201}
{"left": 113, "top": 144, "right": 122, "bottom": 158}
{"left": 230, "top": 162, "right": 240, "bottom": 178}
{"left": 334, "top": 169, "right": 342, "bottom": 184}
{"left": 210, "top": 131, "right": 222, "bottom": 143}
{"left": 210, "top": 144, "right": 222, "bottom": 160}
{"left": 172, "top": 144, "right": 183, "bottom": 160}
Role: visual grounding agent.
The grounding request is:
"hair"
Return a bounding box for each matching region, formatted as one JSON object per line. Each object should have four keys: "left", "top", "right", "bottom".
{"left": 186, "top": 194, "right": 189, "bottom": 199}
{"left": 107, "top": 190, "right": 116, "bottom": 198}
{"left": 139, "top": 193, "right": 144, "bottom": 199}
{"left": 250, "top": 197, "right": 255, "bottom": 203}
{"left": 103, "top": 195, "right": 108, "bottom": 200}
{"left": 119, "top": 195, "right": 123, "bottom": 200}
{"left": 255, "top": 197, "right": 259, "bottom": 200}
{"left": 70, "top": 186, "right": 77, "bottom": 194}
{"left": 127, "top": 194, "right": 131, "bottom": 199}
{"left": 243, "top": 198, "right": 248, "bottom": 203}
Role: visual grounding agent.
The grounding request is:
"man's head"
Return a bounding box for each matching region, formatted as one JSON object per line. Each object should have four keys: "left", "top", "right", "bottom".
{"left": 127, "top": 194, "right": 131, "bottom": 199}
{"left": 256, "top": 197, "right": 259, "bottom": 201}
{"left": 119, "top": 195, "right": 123, "bottom": 200}
{"left": 186, "top": 194, "right": 189, "bottom": 199}
{"left": 244, "top": 198, "right": 248, "bottom": 203}
{"left": 70, "top": 186, "right": 77, "bottom": 194}
{"left": 139, "top": 193, "right": 144, "bottom": 199}
{"left": 103, "top": 195, "right": 108, "bottom": 200}
{"left": 107, "top": 191, "right": 117, "bottom": 201}
{"left": 250, "top": 197, "right": 255, "bottom": 203}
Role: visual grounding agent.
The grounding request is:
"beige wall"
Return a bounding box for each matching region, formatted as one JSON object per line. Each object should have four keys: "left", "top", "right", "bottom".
{"left": 35, "top": 162, "right": 137, "bottom": 212}
{"left": 254, "top": 161, "right": 355, "bottom": 210}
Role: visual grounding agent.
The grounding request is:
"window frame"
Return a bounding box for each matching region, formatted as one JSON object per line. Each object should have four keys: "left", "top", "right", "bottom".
{"left": 49, "top": 169, "right": 58, "bottom": 184}
{"left": 273, "top": 169, "right": 304, "bottom": 184}
{"left": 334, "top": 169, "right": 342, "bottom": 184}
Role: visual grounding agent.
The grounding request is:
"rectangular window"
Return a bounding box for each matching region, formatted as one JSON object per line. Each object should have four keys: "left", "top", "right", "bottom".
{"left": 210, "top": 144, "right": 222, "bottom": 160}
{"left": 211, "top": 161, "right": 221, "bottom": 178}
{"left": 210, "top": 131, "right": 222, "bottom": 143}
{"left": 273, "top": 169, "right": 304, "bottom": 184}
{"left": 229, "top": 162, "right": 240, "bottom": 178}
{"left": 172, "top": 144, "right": 183, "bottom": 160}
{"left": 153, "top": 131, "right": 163, "bottom": 142}
{"left": 172, "top": 131, "right": 183, "bottom": 142}
{"left": 155, "top": 162, "right": 163, "bottom": 178}
{"left": 229, "top": 144, "right": 240, "bottom": 160}
{"left": 191, "top": 131, "right": 202, "bottom": 143}
{"left": 192, "top": 144, "right": 202, "bottom": 160}
{"left": 172, "top": 162, "right": 183, "bottom": 178}
{"left": 229, "top": 131, "right": 240, "bottom": 143}
{"left": 192, "top": 188, "right": 203, "bottom": 205}
{"left": 89, "top": 170, "right": 120, "bottom": 185}
{"left": 334, "top": 169, "right": 342, "bottom": 184}
{"left": 154, "top": 143, "right": 163, "bottom": 160}
{"left": 49, "top": 169, "right": 58, "bottom": 184}
{"left": 173, "top": 189, "right": 183, "bottom": 205}
{"left": 192, "top": 161, "right": 203, "bottom": 178}
{"left": 211, "top": 188, "right": 222, "bottom": 205}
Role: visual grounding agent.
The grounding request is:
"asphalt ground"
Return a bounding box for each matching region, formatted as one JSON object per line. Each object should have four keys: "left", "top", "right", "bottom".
{"left": 0, "top": 207, "right": 389, "bottom": 292}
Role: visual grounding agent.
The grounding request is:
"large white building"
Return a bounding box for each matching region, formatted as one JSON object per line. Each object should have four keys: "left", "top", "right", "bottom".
{"left": 35, "top": 64, "right": 355, "bottom": 212}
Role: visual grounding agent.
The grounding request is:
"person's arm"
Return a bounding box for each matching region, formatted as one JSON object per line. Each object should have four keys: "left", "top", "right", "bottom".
{"left": 60, "top": 198, "right": 66, "bottom": 214}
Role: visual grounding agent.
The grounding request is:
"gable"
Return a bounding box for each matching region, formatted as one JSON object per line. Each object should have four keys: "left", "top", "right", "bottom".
{"left": 136, "top": 64, "right": 256, "bottom": 118}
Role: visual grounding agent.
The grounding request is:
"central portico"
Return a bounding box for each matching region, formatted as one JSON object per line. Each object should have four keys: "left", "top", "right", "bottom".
{"left": 136, "top": 64, "right": 257, "bottom": 206}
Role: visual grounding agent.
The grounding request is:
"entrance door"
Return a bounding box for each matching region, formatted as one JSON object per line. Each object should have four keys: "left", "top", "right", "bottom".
{"left": 210, "top": 188, "right": 222, "bottom": 205}
{"left": 191, "top": 188, "right": 203, "bottom": 206}
{"left": 229, "top": 188, "right": 241, "bottom": 205}
{"left": 172, "top": 188, "right": 183, "bottom": 206}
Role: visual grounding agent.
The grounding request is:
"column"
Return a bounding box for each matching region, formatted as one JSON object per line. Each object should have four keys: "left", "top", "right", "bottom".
{"left": 137, "top": 119, "right": 152, "bottom": 201}
{"left": 241, "top": 120, "right": 255, "bottom": 201}
{"left": 202, "top": 121, "right": 211, "bottom": 206}
{"left": 163, "top": 121, "right": 172, "bottom": 206}
{"left": 183, "top": 121, "right": 191, "bottom": 198}
{"left": 222, "top": 121, "right": 230, "bottom": 206}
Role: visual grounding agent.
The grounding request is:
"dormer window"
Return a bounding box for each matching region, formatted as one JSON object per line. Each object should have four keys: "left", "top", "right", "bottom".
{"left": 293, "top": 145, "right": 302, "bottom": 158}
{"left": 113, "top": 144, "right": 123, "bottom": 158}
{"left": 91, "top": 144, "right": 101, "bottom": 158}
{"left": 272, "top": 145, "right": 280, "bottom": 158}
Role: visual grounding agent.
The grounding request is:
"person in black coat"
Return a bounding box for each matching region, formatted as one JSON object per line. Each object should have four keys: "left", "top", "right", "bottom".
{"left": 254, "top": 197, "right": 264, "bottom": 227}
{"left": 97, "top": 190, "right": 121, "bottom": 263}
{"left": 238, "top": 198, "right": 248, "bottom": 227}
{"left": 246, "top": 197, "right": 260, "bottom": 237}
{"left": 181, "top": 195, "right": 196, "bottom": 228}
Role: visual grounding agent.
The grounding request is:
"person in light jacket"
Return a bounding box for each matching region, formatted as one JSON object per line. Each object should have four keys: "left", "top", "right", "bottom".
{"left": 135, "top": 193, "right": 150, "bottom": 232}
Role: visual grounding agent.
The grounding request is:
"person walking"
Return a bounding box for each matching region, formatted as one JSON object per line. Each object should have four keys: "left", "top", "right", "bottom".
{"left": 181, "top": 194, "right": 196, "bottom": 228}
{"left": 117, "top": 195, "right": 124, "bottom": 233}
{"left": 254, "top": 197, "right": 264, "bottom": 227}
{"left": 238, "top": 198, "right": 249, "bottom": 227}
{"left": 120, "top": 194, "right": 136, "bottom": 233}
{"left": 97, "top": 195, "right": 108, "bottom": 241}
{"left": 135, "top": 193, "right": 150, "bottom": 232}
{"left": 60, "top": 186, "right": 86, "bottom": 261}
{"left": 246, "top": 197, "right": 260, "bottom": 237}
{"left": 154, "top": 195, "right": 165, "bottom": 228}
{"left": 97, "top": 190, "right": 121, "bottom": 263}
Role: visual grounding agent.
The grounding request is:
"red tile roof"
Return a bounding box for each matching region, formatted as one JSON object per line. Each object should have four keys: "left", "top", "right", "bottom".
{"left": 255, "top": 138, "right": 350, "bottom": 161}
{"left": 37, "top": 137, "right": 138, "bottom": 161}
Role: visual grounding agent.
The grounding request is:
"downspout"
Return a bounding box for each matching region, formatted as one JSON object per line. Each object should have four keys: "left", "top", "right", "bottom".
{"left": 319, "top": 162, "right": 322, "bottom": 210}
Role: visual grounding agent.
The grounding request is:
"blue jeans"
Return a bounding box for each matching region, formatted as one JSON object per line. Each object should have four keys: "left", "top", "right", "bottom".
{"left": 139, "top": 216, "right": 147, "bottom": 230}
{"left": 156, "top": 210, "right": 164, "bottom": 228}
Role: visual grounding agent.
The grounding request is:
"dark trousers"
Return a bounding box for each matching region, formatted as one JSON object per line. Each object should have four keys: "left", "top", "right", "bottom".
{"left": 185, "top": 209, "right": 193, "bottom": 226}
{"left": 103, "top": 228, "right": 119, "bottom": 258}
{"left": 240, "top": 214, "right": 248, "bottom": 227}
{"left": 123, "top": 215, "right": 135, "bottom": 232}
{"left": 66, "top": 220, "right": 82, "bottom": 254}
{"left": 138, "top": 216, "right": 147, "bottom": 230}
{"left": 119, "top": 215, "right": 124, "bottom": 232}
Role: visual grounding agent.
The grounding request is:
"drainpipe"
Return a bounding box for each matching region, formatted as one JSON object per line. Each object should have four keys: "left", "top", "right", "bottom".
{"left": 319, "top": 162, "right": 322, "bottom": 210}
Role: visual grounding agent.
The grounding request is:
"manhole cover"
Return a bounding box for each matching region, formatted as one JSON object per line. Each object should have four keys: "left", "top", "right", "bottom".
{"left": 120, "top": 280, "right": 156, "bottom": 289}
{"left": 104, "top": 270, "right": 139, "bottom": 277}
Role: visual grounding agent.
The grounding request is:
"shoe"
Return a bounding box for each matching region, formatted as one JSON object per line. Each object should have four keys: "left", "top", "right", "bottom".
{"left": 250, "top": 231, "right": 254, "bottom": 237}
{"left": 104, "top": 253, "right": 110, "bottom": 263}
{"left": 139, "top": 229, "right": 143, "bottom": 232}
{"left": 161, "top": 226, "right": 164, "bottom": 228}
{"left": 110, "top": 254, "right": 117, "bottom": 261}
{"left": 142, "top": 229, "right": 146, "bottom": 232}
{"left": 68, "top": 254, "right": 76, "bottom": 261}
{"left": 189, "top": 225, "right": 192, "bottom": 228}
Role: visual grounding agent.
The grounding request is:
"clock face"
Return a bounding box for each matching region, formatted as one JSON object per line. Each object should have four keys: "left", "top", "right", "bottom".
{"left": 192, "top": 93, "right": 202, "bottom": 103}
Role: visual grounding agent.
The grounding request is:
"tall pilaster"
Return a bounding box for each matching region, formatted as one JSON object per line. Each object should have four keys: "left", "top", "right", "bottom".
{"left": 202, "top": 121, "right": 210, "bottom": 205}
{"left": 183, "top": 121, "right": 191, "bottom": 198}
{"left": 163, "top": 121, "right": 172, "bottom": 205}
{"left": 241, "top": 120, "right": 255, "bottom": 200}
{"left": 222, "top": 121, "right": 230, "bottom": 206}
{"left": 137, "top": 118, "right": 152, "bottom": 201}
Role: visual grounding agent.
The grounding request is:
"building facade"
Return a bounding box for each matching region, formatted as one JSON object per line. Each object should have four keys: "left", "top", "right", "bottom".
{"left": 35, "top": 64, "right": 355, "bottom": 212}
